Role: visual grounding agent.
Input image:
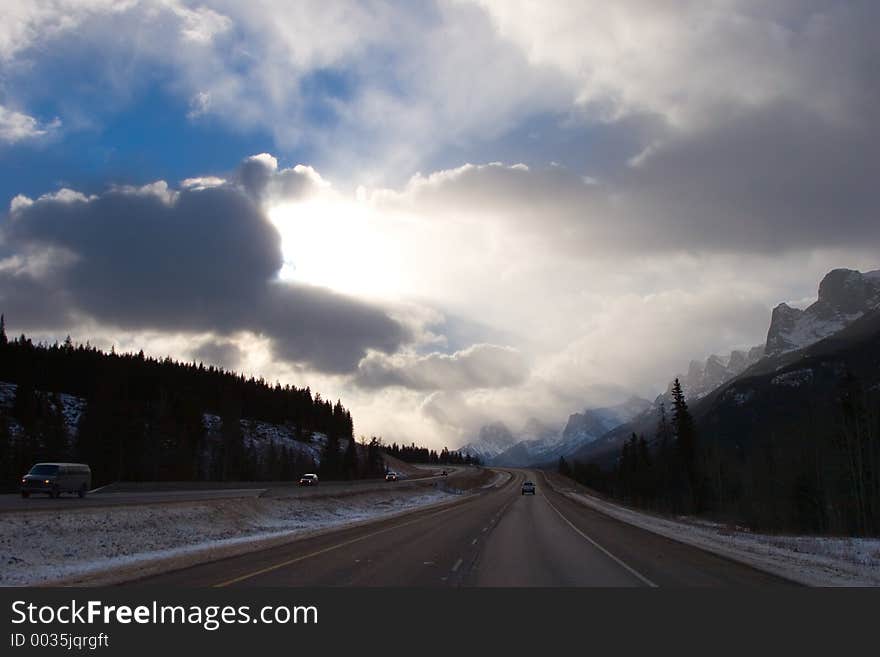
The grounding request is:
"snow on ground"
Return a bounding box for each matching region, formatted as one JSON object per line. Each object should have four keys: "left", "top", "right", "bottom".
{"left": 0, "top": 488, "right": 455, "bottom": 586}
{"left": 555, "top": 484, "right": 880, "bottom": 586}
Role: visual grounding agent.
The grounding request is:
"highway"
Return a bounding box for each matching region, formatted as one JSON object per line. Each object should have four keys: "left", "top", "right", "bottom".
{"left": 131, "top": 470, "right": 795, "bottom": 587}
{"left": 0, "top": 470, "right": 454, "bottom": 514}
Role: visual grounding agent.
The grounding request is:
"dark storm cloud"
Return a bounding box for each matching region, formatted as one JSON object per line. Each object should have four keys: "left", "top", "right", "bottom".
{"left": 192, "top": 339, "right": 243, "bottom": 371}
{"left": 236, "top": 155, "right": 276, "bottom": 199}
{"left": 0, "top": 165, "right": 408, "bottom": 373}
{"left": 617, "top": 101, "right": 880, "bottom": 254}
{"left": 6, "top": 184, "right": 280, "bottom": 329}
{"left": 0, "top": 258, "right": 75, "bottom": 330}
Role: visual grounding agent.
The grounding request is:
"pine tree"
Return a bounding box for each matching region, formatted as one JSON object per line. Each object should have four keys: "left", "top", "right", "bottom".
{"left": 12, "top": 377, "right": 38, "bottom": 432}
{"left": 265, "top": 441, "right": 281, "bottom": 481}
{"left": 558, "top": 456, "right": 572, "bottom": 478}
{"left": 655, "top": 401, "right": 673, "bottom": 506}
{"left": 221, "top": 405, "right": 245, "bottom": 481}
{"left": 43, "top": 392, "right": 69, "bottom": 461}
{"left": 342, "top": 437, "right": 358, "bottom": 479}
{"left": 366, "top": 436, "right": 384, "bottom": 478}
{"left": 320, "top": 432, "right": 341, "bottom": 480}
{"left": 670, "top": 378, "right": 699, "bottom": 510}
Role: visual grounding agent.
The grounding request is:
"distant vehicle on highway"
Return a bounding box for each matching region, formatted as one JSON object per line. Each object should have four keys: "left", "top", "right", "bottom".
{"left": 20, "top": 463, "right": 91, "bottom": 499}
{"left": 440, "top": 470, "right": 448, "bottom": 476}
{"left": 385, "top": 472, "right": 398, "bottom": 482}
{"left": 298, "top": 473, "right": 319, "bottom": 486}
{"left": 521, "top": 480, "right": 536, "bottom": 495}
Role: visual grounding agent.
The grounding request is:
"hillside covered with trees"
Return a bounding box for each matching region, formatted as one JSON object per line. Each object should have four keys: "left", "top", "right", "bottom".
{"left": 0, "top": 318, "right": 380, "bottom": 488}
{"left": 560, "top": 371, "right": 880, "bottom": 537}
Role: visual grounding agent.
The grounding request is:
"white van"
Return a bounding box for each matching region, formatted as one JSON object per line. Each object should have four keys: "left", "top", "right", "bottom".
{"left": 20, "top": 463, "right": 92, "bottom": 498}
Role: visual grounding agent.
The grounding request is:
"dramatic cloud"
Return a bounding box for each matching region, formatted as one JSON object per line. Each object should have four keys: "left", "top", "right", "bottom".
{"left": 0, "top": 0, "right": 568, "bottom": 177}
{"left": 471, "top": 1, "right": 875, "bottom": 126}
{"left": 6, "top": 1, "right": 877, "bottom": 176}
{"left": 0, "top": 156, "right": 408, "bottom": 373}
{"left": 355, "top": 344, "right": 528, "bottom": 391}
{"left": 2, "top": 1, "right": 878, "bottom": 447}
{"left": 378, "top": 106, "right": 880, "bottom": 254}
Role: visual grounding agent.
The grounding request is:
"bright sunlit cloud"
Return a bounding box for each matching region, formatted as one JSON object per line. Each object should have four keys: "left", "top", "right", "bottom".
{"left": 268, "top": 197, "right": 406, "bottom": 301}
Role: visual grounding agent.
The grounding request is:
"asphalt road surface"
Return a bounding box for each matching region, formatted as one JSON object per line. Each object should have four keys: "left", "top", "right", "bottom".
{"left": 133, "top": 470, "right": 795, "bottom": 587}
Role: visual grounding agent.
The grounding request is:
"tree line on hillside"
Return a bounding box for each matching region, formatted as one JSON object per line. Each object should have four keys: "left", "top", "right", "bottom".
{"left": 0, "top": 319, "right": 373, "bottom": 488}
{"left": 319, "top": 433, "right": 387, "bottom": 482}
{"left": 384, "top": 441, "right": 481, "bottom": 466}
{"left": 558, "top": 376, "right": 880, "bottom": 536}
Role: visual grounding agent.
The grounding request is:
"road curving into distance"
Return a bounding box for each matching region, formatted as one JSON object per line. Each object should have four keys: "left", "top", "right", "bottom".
{"left": 130, "top": 469, "right": 795, "bottom": 587}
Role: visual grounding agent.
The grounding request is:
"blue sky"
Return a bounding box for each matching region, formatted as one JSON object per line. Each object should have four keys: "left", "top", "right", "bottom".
{"left": 1, "top": 85, "right": 278, "bottom": 202}
{"left": 1, "top": 1, "right": 878, "bottom": 446}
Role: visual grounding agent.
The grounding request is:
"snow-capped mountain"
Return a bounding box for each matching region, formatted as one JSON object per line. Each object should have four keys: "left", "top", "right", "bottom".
{"left": 458, "top": 421, "right": 518, "bottom": 463}
{"left": 570, "top": 266, "right": 880, "bottom": 467}
{"left": 466, "top": 267, "right": 880, "bottom": 470}
{"left": 559, "top": 396, "right": 652, "bottom": 448}
{"left": 765, "top": 268, "right": 880, "bottom": 356}
{"left": 485, "top": 397, "right": 651, "bottom": 467}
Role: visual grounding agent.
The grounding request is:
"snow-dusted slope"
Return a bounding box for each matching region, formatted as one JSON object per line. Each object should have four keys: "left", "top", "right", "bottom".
{"left": 765, "top": 268, "right": 880, "bottom": 356}
{"left": 201, "top": 413, "right": 324, "bottom": 467}
{"left": 0, "top": 381, "right": 85, "bottom": 445}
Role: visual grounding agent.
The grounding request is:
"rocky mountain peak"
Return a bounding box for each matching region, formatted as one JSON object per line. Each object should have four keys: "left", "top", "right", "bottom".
{"left": 765, "top": 268, "right": 880, "bottom": 356}
{"left": 727, "top": 350, "right": 748, "bottom": 371}
{"left": 816, "top": 268, "right": 879, "bottom": 315}
{"left": 670, "top": 345, "right": 763, "bottom": 401}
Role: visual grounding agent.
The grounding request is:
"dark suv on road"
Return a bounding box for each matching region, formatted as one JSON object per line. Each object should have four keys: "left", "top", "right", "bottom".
{"left": 521, "top": 480, "right": 536, "bottom": 495}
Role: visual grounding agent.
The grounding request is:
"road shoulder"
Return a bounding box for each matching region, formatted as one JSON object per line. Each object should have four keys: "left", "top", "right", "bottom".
{"left": 541, "top": 471, "right": 880, "bottom": 586}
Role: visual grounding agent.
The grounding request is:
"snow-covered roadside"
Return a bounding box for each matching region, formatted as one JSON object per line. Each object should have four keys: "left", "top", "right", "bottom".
{"left": 550, "top": 479, "right": 880, "bottom": 586}
{"left": 0, "top": 489, "right": 456, "bottom": 586}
